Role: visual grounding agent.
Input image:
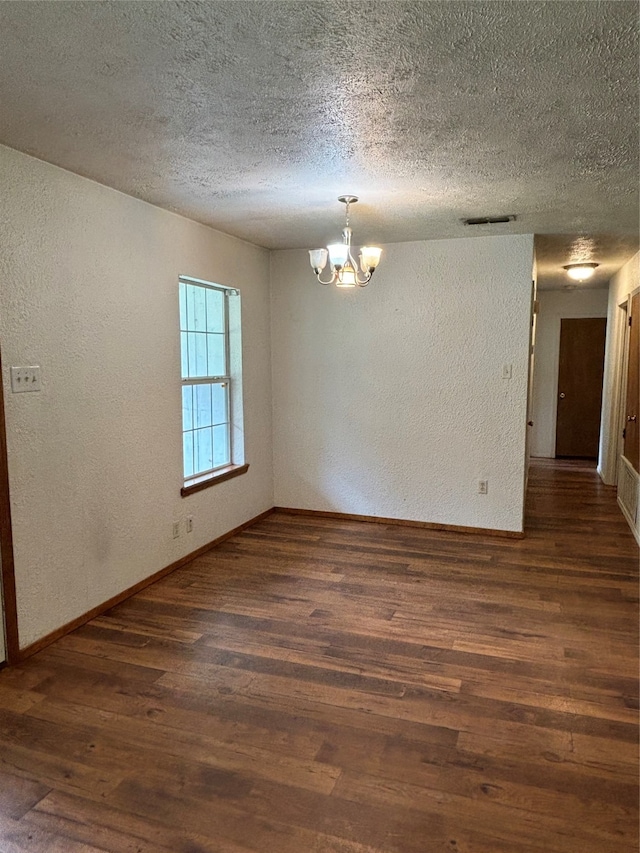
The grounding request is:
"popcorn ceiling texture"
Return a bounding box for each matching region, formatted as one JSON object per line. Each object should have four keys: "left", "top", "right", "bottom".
{"left": 0, "top": 1, "right": 637, "bottom": 262}
{"left": 0, "top": 145, "right": 274, "bottom": 648}
{"left": 535, "top": 234, "right": 639, "bottom": 292}
{"left": 270, "top": 235, "right": 534, "bottom": 533}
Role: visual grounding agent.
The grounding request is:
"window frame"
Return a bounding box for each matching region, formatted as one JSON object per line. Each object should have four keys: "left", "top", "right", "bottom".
{"left": 179, "top": 275, "right": 248, "bottom": 496}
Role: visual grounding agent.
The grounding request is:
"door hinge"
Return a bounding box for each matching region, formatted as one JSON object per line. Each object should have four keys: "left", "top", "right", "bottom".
{"left": 630, "top": 316, "right": 633, "bottom": 327}
{"left": 622, "top": 427, "right": 626, "bottom": 439}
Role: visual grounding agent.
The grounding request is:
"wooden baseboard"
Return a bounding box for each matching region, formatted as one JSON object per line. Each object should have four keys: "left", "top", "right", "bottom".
{"left": 17, "top": 507, "right": 275, "bottom": 662}
{"left": 273, "top": 506, "right": 525, "bottom": 539}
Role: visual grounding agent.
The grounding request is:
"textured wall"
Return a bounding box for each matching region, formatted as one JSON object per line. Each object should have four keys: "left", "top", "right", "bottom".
{"left": 600, "top": 251, "right": 640, "bottom": 484}
{"left": 531, "top": 289, "right": 609, "bottom": 458}
{"left": 0, "top": 145, "right": 273, "bottom": 648}
{"left": 271, "top": 235, "right": 534, "bottom": 532}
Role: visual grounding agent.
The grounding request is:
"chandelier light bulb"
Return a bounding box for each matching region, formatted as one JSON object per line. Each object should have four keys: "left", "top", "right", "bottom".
{"left": 327, "top": 242, "right": 349, "bottom": 268}
{"left": 564, "top": 262, "right": 599, "bottom": 281}
{"left": 336, "top": 262, "right": 357, "bottom": 287}
{"left": 308, "top": 196, "right": 382, "bottom": 288}
{"left": 309, "top": 248, "right": 328, "bottom": 273}
{"left": 360, "top": 246, "right": 382, "bottom": 272}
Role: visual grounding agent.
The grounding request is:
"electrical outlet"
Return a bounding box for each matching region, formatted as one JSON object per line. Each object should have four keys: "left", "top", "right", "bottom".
{"left": 501, "top": 363, "right": 512, "bottom": 380}
{"left": 478, "top": 480, "right": 489, "bottom": 495}
{"left": 186, "top": 516, "right": 193, "bottom": 533}
{"left": 172, "top": 521, "right": 180, "bottom": 539}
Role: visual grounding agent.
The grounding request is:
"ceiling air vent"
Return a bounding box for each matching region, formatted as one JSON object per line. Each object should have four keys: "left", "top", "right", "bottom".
{"left": 462, "top": 215, "right": 517, "bottom": 226}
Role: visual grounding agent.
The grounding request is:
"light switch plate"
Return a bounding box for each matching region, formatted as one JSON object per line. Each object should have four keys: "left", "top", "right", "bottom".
{"left": 10, "top": 366, "right": 42, "bottom": 393}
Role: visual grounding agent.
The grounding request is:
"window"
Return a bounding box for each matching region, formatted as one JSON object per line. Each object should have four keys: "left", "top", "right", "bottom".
{"left": 180, "top": 276, "right": 246, "bottom": 495}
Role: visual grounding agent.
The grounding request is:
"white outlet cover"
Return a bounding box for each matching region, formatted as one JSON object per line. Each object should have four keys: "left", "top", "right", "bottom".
{"left": 10, "top": 366, "right": 42, "bottom": 392}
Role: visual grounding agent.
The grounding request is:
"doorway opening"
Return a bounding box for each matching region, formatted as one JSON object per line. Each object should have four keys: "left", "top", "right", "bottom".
{"left": 555, "top": 317, "right": 607, "bottom": 460}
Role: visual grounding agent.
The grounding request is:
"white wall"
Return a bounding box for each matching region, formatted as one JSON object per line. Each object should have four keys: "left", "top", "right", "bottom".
{"left": 600, "top": 251, "right": 639, "bottom": 484}
{"left": 530, "top": 289, "right": 609, "bottom": 458}
{"left": 0, "top": 145, "right": 273, "bottom": 648}
{"left": 271, "top": 235, "right": 534, "bottom": 533}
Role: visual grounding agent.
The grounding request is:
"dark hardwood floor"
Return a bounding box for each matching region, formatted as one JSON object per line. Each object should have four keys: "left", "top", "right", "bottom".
{"left": 0, "top": 459, "right": 637, "bottom": 852}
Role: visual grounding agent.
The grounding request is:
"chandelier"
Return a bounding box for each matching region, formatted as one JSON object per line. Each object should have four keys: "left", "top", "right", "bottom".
{"left": 308, "top": 195, "right": 382, "bottom": 287}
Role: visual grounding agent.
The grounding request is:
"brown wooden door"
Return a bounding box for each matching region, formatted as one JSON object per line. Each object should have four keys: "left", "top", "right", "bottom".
{"left": 623, "top": 293, "right": 639, "bottom": 473}
{"left": 556, "top": 317, "right": 607, "bottom": 458}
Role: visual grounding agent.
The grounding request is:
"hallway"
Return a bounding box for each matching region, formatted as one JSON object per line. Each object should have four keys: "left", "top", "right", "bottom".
{"left": 0, "top": 459, "right": 637, "bottom": 852}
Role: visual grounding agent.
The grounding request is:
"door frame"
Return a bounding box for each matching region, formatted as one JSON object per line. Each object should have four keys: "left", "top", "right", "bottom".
{"left": 618, "top": 287, "right": 640, "bottom": 470}
{"left": 522, "top": 279, "right": 537, "bottom": 525}
{"left": 0, "top": 347, "right": 19, "bottom": 664}
{"left": 614, "top": 297, "right": 631, "bottom": 479}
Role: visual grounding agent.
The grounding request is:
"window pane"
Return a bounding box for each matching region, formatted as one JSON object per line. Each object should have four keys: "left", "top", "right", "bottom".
{"left": 194, "top": 383, "right": 212, "bottom": 429}
{"left": 180, "top": 332, "right": 189, "bottom": 378}
{"left": 183, "top": 431, "right": 194, "bottom": 479}
{"left": 206, "top": 288, "right": 225, "bottom": 333}
{"left": 187, "top": 332, "right": 208, "bottom": 377}
{"left": 186, "top": 284, "right": 206, "bottom": 331}
{"left": 182, "top": 385, "right": 193, "bottom": 431}
{"left": 195, "top": 427, "right": 213, "bottom": 473}
{"left": 212, "top": 382, "right": 228, "bottom": 426}
{"left": 213, "top": 424, "right": 230, "bottom": 468}
{"left": 186, "top": 285, "right": 196, "bottom": 330}
{"left": 187, "top": 333, "right": 196, "bottom": 377}
{"left": 207, "top": 333, "right": 226, "bottom": 376}
{"left": 179, "top": 282, "right": 187, "bottom": 331}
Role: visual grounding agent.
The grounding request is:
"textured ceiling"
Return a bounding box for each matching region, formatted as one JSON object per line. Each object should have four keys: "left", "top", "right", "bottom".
{"left": 535, "top": 233, "right": 639, "bottom": 291}
{"left": 0, "top": 1, "right": 638, "bottom": 286}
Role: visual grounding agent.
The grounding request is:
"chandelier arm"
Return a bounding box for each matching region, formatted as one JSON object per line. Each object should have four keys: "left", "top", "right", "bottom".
{"left": 356, "top": 267, "right": 375, "bottom": 287}
{"left": 314, "top": 270, "right": 336, "bottom": 285}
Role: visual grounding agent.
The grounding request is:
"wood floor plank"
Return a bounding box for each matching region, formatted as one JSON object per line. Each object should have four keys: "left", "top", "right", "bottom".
{"left": 0, "top": 459, "right": 637, "bottom": 852}
{"left": 28, "top": 789, "right": 256, "bottom": 852}
{"left": 0, "top": 824, "right": 108, "bottom": 853}
{"left": 24, "top": 695, "right": 342, "bottom": 795}
{"left": 0, "top": 770, "right": 50, "bottom": 820}
{"left": 333, "top": 770, "right": 635, "bottom": 853}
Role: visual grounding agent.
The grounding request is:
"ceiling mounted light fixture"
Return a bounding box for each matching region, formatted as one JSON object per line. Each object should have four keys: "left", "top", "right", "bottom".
{"left": 563, "top": 262, "right": 599, "bottom": 281}
{"left": 309, "top": 195, "right": 382, "bottom": 288}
